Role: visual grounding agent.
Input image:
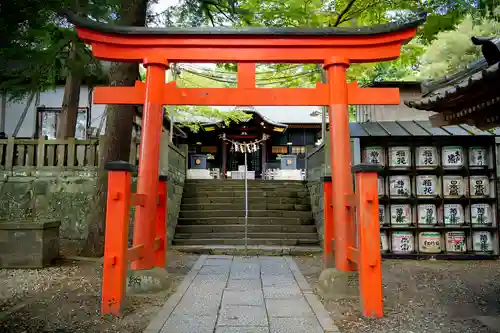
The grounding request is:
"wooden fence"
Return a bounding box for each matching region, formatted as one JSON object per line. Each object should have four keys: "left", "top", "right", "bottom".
{"left": 0, "top": 138, "right": 178, "bottom": 169}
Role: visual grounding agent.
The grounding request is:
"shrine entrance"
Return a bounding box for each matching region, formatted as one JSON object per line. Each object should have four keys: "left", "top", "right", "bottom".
{"left": 67, "top": 11, "right": 426, "bottom": 318}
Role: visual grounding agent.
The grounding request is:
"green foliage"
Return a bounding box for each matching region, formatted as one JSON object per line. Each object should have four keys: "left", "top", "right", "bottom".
{"left": 0, "top": 0, "right": 116, "bottom": 100}
{"left": 418, "top": 15, "right": 500, "bottom": 80}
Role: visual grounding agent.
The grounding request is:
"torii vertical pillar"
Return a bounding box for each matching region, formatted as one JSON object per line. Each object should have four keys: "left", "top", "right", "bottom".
{"left": 325, "top": 57, "right": 355, "bottom": 272}
{"left": 132, "top": 58, "right": 168, "bottom": 270}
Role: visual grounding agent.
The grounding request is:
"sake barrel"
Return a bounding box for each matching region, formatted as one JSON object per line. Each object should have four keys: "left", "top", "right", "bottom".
{"left": 470, "top": 203, "right": 493, "bottom": 225}
{"left": 379, "top": 205, "right": 386, "bottom": 225}
{"left": 416, "top": 175, "right": 439, "bottom": 197}
{"left": 442, "top": 176, "right": 465, "bottom": 198}
{"left": 389, "top": 175, "right": 411, "bottom": 198}
{"left": 469, "top": 146, "right": 488, "bottom": 168}
{"left": 472, "top": 231, "right": 493, "bottom": 252}
{"left": 380, "top": 231, "right": 389, "bottom": 253}
{"left": 442, "top": 146, "right": 464, "bottom": 169}
{"left": 469, "top": 175, "right": 490, "bottom": 198}
{"left": 445, "top": 231, "right": 467, "bottom": 253}
{"left": 419, "top": 231, "right": 442, "bottom": 254}
{"left": 378, "top": 177, "right": 385, "bottom": 197}
{"left": 416, "top": 146, "right": 438, "bottom": 169}
{"left": 390, "top": 204, "right": 412, "bottom": 226}
{"left": 417, "top": 204, "right": 437, "bottom": 225}
{"left": 443, "top": 204, "right": 464, "bottom": 225}
{"left": 388, "top": 146, "right": 411, "bottom": 169}
{"left": 391, "top": 231, "right": 414, "bottom": 253}
{"left": 362, "top": 146, "right": 385, "bottom": 166}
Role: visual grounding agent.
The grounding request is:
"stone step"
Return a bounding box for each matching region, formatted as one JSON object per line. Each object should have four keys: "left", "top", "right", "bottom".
{"left": 174, "top": 232, "right": 319, "bottom": 240}
{"left": 178, "top": 210, "right": 313, "bottom": 219}
{"left": 181, "top": 196, "right": 310, "bottom": 205}
{"left": 177, "top": 217, "right": 315, "bottom": 225}
{"left": 171, "top": 244, "right": 322, "bottom": 256}
{"left": 182, "top": 189, "right": 309, "bottom": 198}
{"left": 172, "top": 238, "right": 320, "bottom": 246}
{"left": 180, "top": 203, "right": 311, "bottom": 211}
{"left": 175, "top": 224, "right": 317, "bottom": 233}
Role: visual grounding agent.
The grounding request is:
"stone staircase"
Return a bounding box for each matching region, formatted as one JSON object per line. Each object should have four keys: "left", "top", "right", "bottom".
{"left": 172, "top": 179, "right": 321, "bottom": 255}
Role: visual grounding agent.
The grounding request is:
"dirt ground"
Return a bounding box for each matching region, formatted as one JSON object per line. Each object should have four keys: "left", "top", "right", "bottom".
{"left": 0, "top": 251, "right": 199, "bottom": 333}
{"left": 295, "top": 254, "right": 500, "bottom": 333}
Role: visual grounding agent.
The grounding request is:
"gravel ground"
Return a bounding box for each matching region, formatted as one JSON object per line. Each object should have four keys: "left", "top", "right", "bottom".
{"left": 294, "top": 254, "right": 500, "bottom": 333}
{"left": 0, "top": 251, "right": 199, "bottom": 333}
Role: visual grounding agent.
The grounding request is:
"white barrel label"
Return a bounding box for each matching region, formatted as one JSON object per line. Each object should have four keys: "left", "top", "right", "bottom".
{"left": 472, "top": 231, "right": 493, "bottom": 252}
{"left": 378, "top": 177, "right": 385, "bottom": 197}
{"left": 362, "top": 146, "right": 385, "bottom": 165}
{"left": 469, "top": 176, "right": 489, "bottom": 197}
{"left": 417, "top": 204, "right": 437, "bottom": 225}
{"left": 389, "top": 146, "right": 411, "bottom": 169}
{"left": 442, "top": 146, "right": 464, "bottom": 169}
{"left": 389, "top": 176, "right": 410, "bottom": 197}
{"left": 419, "top": 232, "right": 442, "bottom": 253}
{"left": 391, "top": 231, "right": 414, "bottom": 253}
{"left": 445, "top": 231, "right": 466, "bottom": 253}
{"left": 416, "top": 146, "right": 438, "bottom": 169}
{"left": 471, "top": 204, "right": 491, "bottom": 225}
{"left": 469, "top": 147, "right": 488, "bottom": 167}
{"left": 379, "top": 205, "right": 386, "bottom": 225}
{"left": 390, "top": 204, "right": 411, "bottom": 226}
{"left": 416, "top": 175, "right": 438, "bottom": 197}
{"left": 380, "top": 232, "right": 389, "bottom": 252}
{"left": 444, "top": 204, "right": 464, "bottom": 225}
{"left": 443, "top": 176, "right": 464, "bottom": 197}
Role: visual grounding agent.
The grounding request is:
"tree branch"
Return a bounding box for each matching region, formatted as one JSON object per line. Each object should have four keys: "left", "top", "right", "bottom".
{"left": 333, "top": 0, "right": 358, "bottom": 27}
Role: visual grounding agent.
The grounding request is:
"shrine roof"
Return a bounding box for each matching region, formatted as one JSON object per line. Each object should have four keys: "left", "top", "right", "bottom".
{"left": 200, "top": 106, "right": 288, "bottom": 132}
{"left": 405, "top": 36, "right": 500, "bottom": 129}
{"left": 348, "top": 120, "right": 500, "bottom": 137}
{"left": 65, "top": 11, "right": 426, "bottom": 37}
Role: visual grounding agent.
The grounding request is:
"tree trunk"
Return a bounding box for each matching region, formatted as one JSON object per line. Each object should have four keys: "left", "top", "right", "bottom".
{"left": 57, "top": 41, "right": 81, "bottom": 139}
{"left": 81, "top": 0, "right": 148, "bottom": 256}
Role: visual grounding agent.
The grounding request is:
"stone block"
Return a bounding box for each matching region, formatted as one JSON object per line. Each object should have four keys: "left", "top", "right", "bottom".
{"left": 314, "top": 268, "right": 359, "bottom": 300}
{"left": 0, "top": 220, "right": 60, "bottom": 268}
{"left": 217, "top": 305, "right": 268, "bottom": 326}
{"left": 126, "top": 267, "right": 175, "bottom": 294}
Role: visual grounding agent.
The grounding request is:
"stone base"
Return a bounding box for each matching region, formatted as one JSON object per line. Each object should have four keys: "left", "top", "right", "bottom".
{"left": 314, "top": 268, "right": 359, "bottom": 300}
{"left": 0, "top": 220, "right": 61, "bottom": 268}
{"left": 127, "top": 267, "right": 174, "bottom": 295}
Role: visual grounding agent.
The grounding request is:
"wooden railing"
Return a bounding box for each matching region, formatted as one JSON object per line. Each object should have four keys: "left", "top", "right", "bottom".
{"left": 0, "top": 138, "right": 183, "bottom": 169}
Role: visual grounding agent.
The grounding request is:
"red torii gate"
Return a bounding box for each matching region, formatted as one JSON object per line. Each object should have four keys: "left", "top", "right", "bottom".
{"left": 68, "top": 12, "right": 425, "bottom": 318}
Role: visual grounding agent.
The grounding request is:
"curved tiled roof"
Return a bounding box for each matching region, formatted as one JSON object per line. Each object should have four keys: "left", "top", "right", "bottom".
{"left": 201, "top": 106, "right": 288, "bottom": 130}
{"left": 405, "top": 36, "right": 500, "bottom": 111}
{"left": 64, "top": 11, "right": 427, "bottom": 37}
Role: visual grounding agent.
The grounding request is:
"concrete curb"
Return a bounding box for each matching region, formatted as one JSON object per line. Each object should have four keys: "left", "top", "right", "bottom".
{"left": 284, "top": 256, "right": 341, "bottom": 333}
{"left": 143, "top": 255, "right": 208, "bottom": 333}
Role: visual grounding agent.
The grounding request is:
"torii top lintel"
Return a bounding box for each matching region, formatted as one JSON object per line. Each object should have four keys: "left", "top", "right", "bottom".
{"left": 67, "top": 12, "right": 426, "bottom": 64}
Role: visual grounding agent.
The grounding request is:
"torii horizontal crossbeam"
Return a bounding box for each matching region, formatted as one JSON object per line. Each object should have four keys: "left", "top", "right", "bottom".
{"left": 94, "top": 81, "right": 399, "bottom": 106}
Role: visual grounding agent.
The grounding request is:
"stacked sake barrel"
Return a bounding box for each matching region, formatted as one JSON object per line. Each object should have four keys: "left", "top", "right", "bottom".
{"left": 363, "top": 144, "right": 497, "bottom": 258}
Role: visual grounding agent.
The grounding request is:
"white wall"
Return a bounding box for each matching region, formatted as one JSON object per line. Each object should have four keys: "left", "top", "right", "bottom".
{"left": 356, "top": 88, "right": 436, "bottom": 122}
{"left": 1, "top": 85, "right": 107, "bottom": 138}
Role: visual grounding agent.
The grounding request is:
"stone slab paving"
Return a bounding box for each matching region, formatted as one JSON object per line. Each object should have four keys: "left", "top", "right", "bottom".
{"left": 144, "top": 255, "right": 340, "bottom": 333}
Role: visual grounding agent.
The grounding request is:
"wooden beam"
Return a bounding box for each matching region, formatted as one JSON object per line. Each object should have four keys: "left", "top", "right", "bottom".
{"left": 93, "top": 81, "right": 400, "bottom": 106}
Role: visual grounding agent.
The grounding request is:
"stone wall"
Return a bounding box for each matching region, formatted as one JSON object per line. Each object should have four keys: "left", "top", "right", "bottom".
{"left": 305, "top": 138, "right": 361, "bottom": 248}
{"left": 306, "top": 145, "right": 325, "bottom": 246}
{"left": 0, "top": 139, "right": 186, "bottom": 253}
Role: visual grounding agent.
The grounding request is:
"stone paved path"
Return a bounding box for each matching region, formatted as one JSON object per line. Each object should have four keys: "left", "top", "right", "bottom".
{"left": 144, "top": 255, "right": 340, "bottom": 333}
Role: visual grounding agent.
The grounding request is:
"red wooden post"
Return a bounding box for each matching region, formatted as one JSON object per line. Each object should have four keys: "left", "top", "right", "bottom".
{"left": 353, "top": 164, "right": 384, "bottom": 317}
{"left": 321, "top": 176, "right": 334, "bottom": 267}
{"left": 155, "top": 175, "right": 168, "bottom": 268}
{"left": 101, "top": 161, "right": 134, "bottom": 316}
{"left": 325, "top": 57, "right": 356, "bottom": 272}
{"left": 132, "top": 58, "right": 168, "bottom": 270}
